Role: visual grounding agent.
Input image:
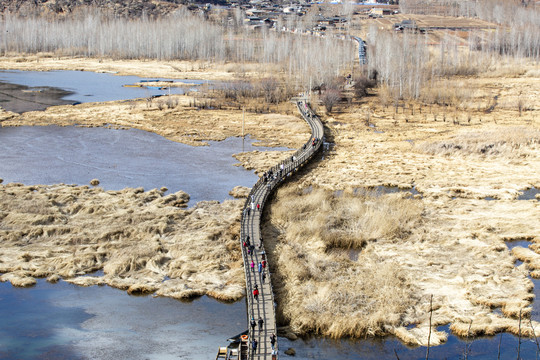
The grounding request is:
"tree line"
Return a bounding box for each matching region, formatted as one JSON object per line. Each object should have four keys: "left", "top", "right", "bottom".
{"left": 0, "top": 7, "right": 353, "bottom": 90}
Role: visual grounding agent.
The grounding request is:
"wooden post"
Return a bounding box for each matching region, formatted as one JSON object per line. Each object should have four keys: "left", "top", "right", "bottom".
{"left": 426, "top": 294, "right": 433, "bottom": 360}
{"left": 518, "top": 309, "right": 522, "bottom": 360}
{"left": 498, "top": 333, "right": 502, "bottom": 360}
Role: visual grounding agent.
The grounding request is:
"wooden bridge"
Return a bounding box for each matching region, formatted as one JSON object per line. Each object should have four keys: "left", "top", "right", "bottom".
{"left": 237, "top": 99, "right": 324, "bottom": 359}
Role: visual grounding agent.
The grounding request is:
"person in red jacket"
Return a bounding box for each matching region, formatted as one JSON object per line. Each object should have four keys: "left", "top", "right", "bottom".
{"left": 253, "top": 287, "right": 259, "bottom": 300}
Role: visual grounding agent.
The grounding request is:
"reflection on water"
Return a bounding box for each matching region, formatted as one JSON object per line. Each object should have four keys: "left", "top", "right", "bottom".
{"left": 2, "top": 275, "right": 538, "bottom": 360}
{"left": 278, "top": 329, "right": 537, "bottom": 360}
{"left": 0, "top": 126, "right": 287, "bottom": 205}
{"left": 0, "top": 280, "right": 245, "bottom": 360}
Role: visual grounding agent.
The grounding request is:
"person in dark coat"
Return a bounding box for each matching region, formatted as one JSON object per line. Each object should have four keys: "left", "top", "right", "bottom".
{"left": 258, "top": 317, "right": 264, "bottom": 331}
{"left": 251, "top": 317, "right": 256, "bottom": 331}
{"left": 252, "top": 339, "right": 257, "bottom": 351}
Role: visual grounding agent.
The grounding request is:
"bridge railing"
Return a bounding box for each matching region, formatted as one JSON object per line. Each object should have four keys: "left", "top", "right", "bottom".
{"left": 239, "top": 99, "right": 324, "bottom": 359}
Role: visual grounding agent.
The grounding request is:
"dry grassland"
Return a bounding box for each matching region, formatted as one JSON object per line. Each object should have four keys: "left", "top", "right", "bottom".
{"left": 0, "top": 54, "right": 269, "bottom": 80}
{"left": 1, "top": 54, "right": 539, "bottom": 347}
{"left": 262, "top": 69, "right": 540, "bottom": 345}
{"left": 0, "top": 183, "right": 247, "bottom": 301}
{"left": 0, "top": 95, "right": 309, "bottom": 150}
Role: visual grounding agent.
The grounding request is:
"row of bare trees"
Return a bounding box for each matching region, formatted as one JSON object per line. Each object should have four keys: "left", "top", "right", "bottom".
{"left": 399, "top": 0, "right": 539, "bottom": 20}
{"left": 0, "top": 8, "right": 353, "bottom": 90}
{"left": 366, "top": 1, "right": 539, "bottom": 102}
{"left": 1, "top": 8, "right": 226, "bottom": 60}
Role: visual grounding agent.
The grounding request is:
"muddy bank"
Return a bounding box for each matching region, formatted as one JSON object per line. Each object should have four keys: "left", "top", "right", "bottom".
{"left": 0, "top": 183, "right": 246, "bottom": 301}
{"left": 0, "top": 81, "right": 74, "bottom": 113}
{"left": 0, "top": 54, "right": 263, "bottom": 81}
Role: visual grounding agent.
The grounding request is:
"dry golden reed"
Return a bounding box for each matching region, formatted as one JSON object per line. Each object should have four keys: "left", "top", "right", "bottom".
{"left": 263, "top": 185, "right": 540, "bottom": 346}
{"left": 0, "top": 183, "right": 245, "bottom": 301}
{"left": 420, "top": 126, "right": 540, "bottom": 157}
{"left": 265, "top": 185, "right": 421, "bottom": 339}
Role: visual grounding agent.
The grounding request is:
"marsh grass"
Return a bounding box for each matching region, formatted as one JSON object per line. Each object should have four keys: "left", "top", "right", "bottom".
{"left": 265, "top": 185, "right": 422, "bottom": 339}
{"left": 0, "top": 183, "right": 245, "bottom": 301}
{"left": 263, "top": 185, "right": 540, "bottom": 345}
{"left": 272, "top": 186, "right": 421, "bottom": 251}
{"left": 420, "top": 126, "right": 540, "bottom": 157}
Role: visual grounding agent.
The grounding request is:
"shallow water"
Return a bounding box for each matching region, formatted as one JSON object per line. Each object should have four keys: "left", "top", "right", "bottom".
{"left": 0, "top": 70, "right": 204, "bottom": 105}
{"left": 0, "top": 280, "right": 245, "bottom": 360}
{"left": 279, "top": 329, "right": 538, "bottom": 360}
{"left": 0, "top": 126, "right": 284, "bottom": 205}
{"left": 1, "top": 70, "right": 539, "bottom": 359}
{"left": 518, "top": 187, "right": 539, "bottom": 201}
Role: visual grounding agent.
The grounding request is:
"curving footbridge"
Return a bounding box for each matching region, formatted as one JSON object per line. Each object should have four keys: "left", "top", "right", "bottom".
{"left": 236, "top": 99, "right": 324, "bottom": 359}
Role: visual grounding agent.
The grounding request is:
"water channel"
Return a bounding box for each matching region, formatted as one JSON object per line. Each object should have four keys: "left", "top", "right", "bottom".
{"left": 0, "top": 71, "right": 539, "bottom": 359}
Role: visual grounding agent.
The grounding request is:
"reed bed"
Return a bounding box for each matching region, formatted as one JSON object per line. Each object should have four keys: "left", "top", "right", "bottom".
{"left": 263, "top": 185, "right": 540, "bottom": 345}
{"left": 420, "top": 126, "right": 540, "bottom": 158}
{"left": 0, "top": 183, "right": 245, "bottom": 301}
{"left": 265, "top": 185, "right": 422, "bottom": 339}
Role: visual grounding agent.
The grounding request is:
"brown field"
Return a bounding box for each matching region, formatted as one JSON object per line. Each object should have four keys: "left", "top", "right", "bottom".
{"left": 351, "top": 13, "right": 497, "bottom": 44}
{"left": 1, "top": 55, "right": 540, "bottom": 346}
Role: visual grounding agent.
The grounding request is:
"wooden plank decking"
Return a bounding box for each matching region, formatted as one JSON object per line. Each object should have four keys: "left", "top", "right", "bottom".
{"left": 239, "top": 100, "right": 324, "bottom": 360}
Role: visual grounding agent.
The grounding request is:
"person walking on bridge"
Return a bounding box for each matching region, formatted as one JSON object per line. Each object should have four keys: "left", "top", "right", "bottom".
{"left": 252, "top": 339, "right": 257, "bottom": 352}
{"left": 253, "top": 287, "right": 259, "bottom": 301}
{"left": 270, "top": 333, "right": 276, "bottom": 349}
{"left": 258, "top": 317, "right": 264, "bottom": 331}
{"left": 250, "top": 317, "right": 256, "bottom": 331}
{"left": 258, "top": 261, "right": 263, "bottom": 274}
{"left": 250, "top": 260, "right": 255, "bottom": 272}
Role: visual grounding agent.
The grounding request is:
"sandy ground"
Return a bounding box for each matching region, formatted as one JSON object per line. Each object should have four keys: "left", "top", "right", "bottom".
{"left": 1, "top": 56, "right": 540, "bottom": 346}
{"left": 0, "top": 54, "right": 250, "bottom": 80}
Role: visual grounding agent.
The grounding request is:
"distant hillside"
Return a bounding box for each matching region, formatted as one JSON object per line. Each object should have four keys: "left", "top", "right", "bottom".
{"left": 0, "top": 0, "right": 187, "bottom": 17}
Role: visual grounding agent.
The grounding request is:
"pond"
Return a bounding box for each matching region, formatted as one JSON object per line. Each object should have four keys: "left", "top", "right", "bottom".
{"left": 0, "top": 70, "right": 207, "bottom": 112}
{"left": 0, "top": 279, "right": 246, "bottom": 360}
{"left": 0, "top": 126, "right": 280, "bottom": 205}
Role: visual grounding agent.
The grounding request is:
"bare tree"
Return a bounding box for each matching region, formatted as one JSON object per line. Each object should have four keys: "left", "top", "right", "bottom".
{"left": 320, "top": 88, "right": 341, "bottom": 113}
{"left": 354, "top": 75, "right": 376, "bottom": 99}
{"left": 260, "top": 78, "right": 279, "bottom": 104}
